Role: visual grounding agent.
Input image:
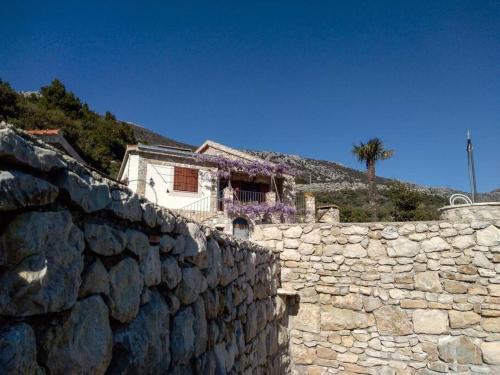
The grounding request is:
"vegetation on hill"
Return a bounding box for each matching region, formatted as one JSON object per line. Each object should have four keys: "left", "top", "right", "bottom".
{"left": 316, "top": 181, "right": 447, "bottom": 222}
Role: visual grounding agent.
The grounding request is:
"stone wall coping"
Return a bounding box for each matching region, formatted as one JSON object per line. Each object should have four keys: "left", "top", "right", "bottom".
{"left": 439, "top": 201, "right": 500, "bottom": 212}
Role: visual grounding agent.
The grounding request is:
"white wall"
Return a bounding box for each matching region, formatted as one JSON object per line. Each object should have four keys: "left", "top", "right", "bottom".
{"left": 121, "top": 154, "right": 139, "bottom": 191}
{"left": 144, "top": 161, "right": 215, "bottom": 210}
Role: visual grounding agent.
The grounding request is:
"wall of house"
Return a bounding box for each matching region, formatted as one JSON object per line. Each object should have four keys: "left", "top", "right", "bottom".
{"left": 252, "top": 221, "right": 500, "bottom": 374}
{"left": 0, "top": 124, "right": 290, "bottom": 374}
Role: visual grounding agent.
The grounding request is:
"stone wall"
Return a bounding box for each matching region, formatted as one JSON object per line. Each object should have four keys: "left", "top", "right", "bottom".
{"left": 440, "top": 203, "right": 500, "bottom": 222}
{"left": 0, "top": 124, "right": 289, "bottom": 374}
{"left": 252, "top": 220, "right": 500, "bottom": 374}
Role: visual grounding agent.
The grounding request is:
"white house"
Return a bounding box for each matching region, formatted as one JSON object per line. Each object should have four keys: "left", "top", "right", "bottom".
{"left": 117, "top": 140, "right": 308, "bottom": 238}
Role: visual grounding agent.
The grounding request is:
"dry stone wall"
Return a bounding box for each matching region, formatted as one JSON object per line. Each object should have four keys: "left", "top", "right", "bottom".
{"left": 252, "top": 220, "right": 500, "bottom": 374}
{"left": 0, "top": 124, "right": 289, "bottom": 374}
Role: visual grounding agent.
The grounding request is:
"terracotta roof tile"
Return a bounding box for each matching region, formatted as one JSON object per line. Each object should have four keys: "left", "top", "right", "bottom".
{"left": 26, "top": 129, "right": 60, "bottom": 136}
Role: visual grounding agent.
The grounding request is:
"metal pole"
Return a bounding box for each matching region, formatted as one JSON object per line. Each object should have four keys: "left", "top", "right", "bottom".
{"left": 466, "top": 130, "right": 477, "bottom": 203}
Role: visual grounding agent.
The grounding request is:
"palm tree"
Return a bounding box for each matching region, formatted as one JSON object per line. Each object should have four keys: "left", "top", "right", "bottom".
{"left": 352, "top": 138, "right": 394, "bottom": 221}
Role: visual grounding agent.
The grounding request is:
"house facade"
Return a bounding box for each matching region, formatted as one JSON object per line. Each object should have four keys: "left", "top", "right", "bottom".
{"left": 118, "top": 140, "right": 308, "bottom": 238}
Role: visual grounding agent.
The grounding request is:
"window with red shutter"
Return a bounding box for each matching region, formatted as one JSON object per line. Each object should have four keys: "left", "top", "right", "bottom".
{"left": 174, "top": 167, "right": 199, "bottom": 192}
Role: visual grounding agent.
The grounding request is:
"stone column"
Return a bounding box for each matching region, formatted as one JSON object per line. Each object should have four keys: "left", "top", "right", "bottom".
{"left": 317, "top": 205, "right": 340, "bottom": 223}
{"left": 304, "top": 192, "right": 316, "bottom": 223}
{"left": 223, "top": 187, "right": 234, "bottom": 215}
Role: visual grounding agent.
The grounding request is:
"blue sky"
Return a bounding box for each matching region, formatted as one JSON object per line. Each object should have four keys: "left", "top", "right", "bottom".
{"left": 1, "top": 1, "right": 499, "bottom": 192}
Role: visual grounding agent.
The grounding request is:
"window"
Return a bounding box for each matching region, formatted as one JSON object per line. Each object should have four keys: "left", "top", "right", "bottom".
{"left": 174, "top": 167, "right": 198, "bottom": 192}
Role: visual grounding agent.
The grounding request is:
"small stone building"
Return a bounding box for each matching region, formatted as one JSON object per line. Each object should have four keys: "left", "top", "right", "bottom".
{"left": 118, "top": 140, "right": 304, "bottom": 238}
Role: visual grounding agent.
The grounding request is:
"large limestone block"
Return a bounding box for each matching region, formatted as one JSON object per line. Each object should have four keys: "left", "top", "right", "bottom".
{"left": 414, "top": 271, "right": 443, "bottom": 292}
{"left": 262, "top": 226, "right": 282, "bottom": 240}
{"left": 170, "top": 306, "right": 195, "bottom": 365}
{"left": 332, "top": 294, "right": 364, "bottom": 311}
{"left": 0, "top": 323, "right": 43, "bottom": 374}
{"left": 0, "top": 126, "right": 66, "bottom": 171}
{"left": 109, "top": 292, "right": 170, "bottom": 373}
{"left": 367, "top": 240, "right": 387, "bottom": 258}
{"left": 481, "top": 341, "right": 500, "bottom": 365}
{"left": 283, "top": 226, "right": 303, "bottom": 239}
{"left": 126, "top": 229, "right": 150, "bottom": 258}
{"left": 374, "top": 305, "right": 413, "bottom": 335}
{"left": 381, "top": 226, "right": 399, "bottom": 240}
{"left": 438, "top": 336, "right": 482, "bottom": 364}
{"left": 291, "top": 344, "right": 316, "bottom": 364}
{"left": 141, "top": 246, "right": 161, "bottom": 286}
{"left": 54, "top": 169, "right": 111, "bottom": 213}
{"left": 0, "top": 210, "right": 84, "bottom": 316}
{"left": 452, "top": 235, "right": 476, "bottom": 250}
{"left": 175, "top": 267, "right": 208, "bottom": 305}
{"left": 161, "top": 256, "right": 182, "bottom": 289}
{"left": 108, "top": 258, "right": 143, "bottom": 323}
{"left": 293, "top": 303, "right": 320, "bottom": 333}
{"left": 473, "top": 252, "right": 494, "bottom": 270}
{"left": 387, "top": 237, "right": 420, "bottom": 257}
{"left": 421, "top": 237, "right": 450, "bottom": 253}
{"left": 344, "top": 243, "right": 367, "bottom": 258}
{"left": 342, "top": 225, "right": 369, "bottom": 235}
{"left": 183, "top": 223, "right": 208, "bottom": 268}
{"left": 193, "top": 297, "right": 208, "bottom": 357}
{"left": 321, "top": 307, "right": 375, "bottom": 330}
{"left": 107, "top": 186, "right": 142, "bottom": 222}
{"left": 206, "top": 239, "right": 222, "bottom": 288}
{"left": 302, "top": 228, "right": 322, "bottom": 245}
{"left": 448, "top": 311, "right": 481, "bottom": 328}
{"left": 0, "top": 170, "right": 58, "bottom": 211}
{"left": 413, "top": 309, "right": 449, "bottom": 334}
{"left": 476, "top": 225, "right": 500, "bottom": 247}
{"left": 84, "top": 222, "right": 127, "bottom": 256}
{"left": 41, "top": 295, "right": 113, "bottom": 374}
{"left": 482, "top": 317, "right": 500, "bottom": 332}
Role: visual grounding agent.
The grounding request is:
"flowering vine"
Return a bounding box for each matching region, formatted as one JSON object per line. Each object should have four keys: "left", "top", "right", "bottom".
{"left": 224, "top": 199, "right": 296, "bottom": 221}
{"left": 197, "top": 154, "right": 293, "bottom": 179}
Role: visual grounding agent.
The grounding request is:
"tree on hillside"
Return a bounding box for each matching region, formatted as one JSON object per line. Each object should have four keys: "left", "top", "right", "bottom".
{"left": 352, "top": 138, "right": 394, "bottom": 221}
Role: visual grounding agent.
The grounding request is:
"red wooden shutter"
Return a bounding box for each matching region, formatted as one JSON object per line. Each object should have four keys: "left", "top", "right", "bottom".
{"left": 174, "top": 167, "right": 199, "bottom": 192}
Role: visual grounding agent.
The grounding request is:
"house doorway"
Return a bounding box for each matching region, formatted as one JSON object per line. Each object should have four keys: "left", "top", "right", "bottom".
{"left": 233, "top": 217, "right": 250, "bottom": 240}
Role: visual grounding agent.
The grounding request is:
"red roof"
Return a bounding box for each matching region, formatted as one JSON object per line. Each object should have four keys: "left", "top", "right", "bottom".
{"left": 26, "top": 129, "right": 61, "bottom": 136}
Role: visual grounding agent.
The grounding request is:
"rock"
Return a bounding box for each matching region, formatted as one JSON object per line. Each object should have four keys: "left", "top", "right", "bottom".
{"left": 344, "top": 243, "right": 368, "bottom": 258}
{"left": 54, "top": 169, "right": 110, "bottom": 213}
{"left": 414, "top": 272, "right": 443, "bottom": 292}
{"left": 476, "top": 225, "right": 500, "bottom": 247}
{"left": 381, "top": 226, "right": 399, "bottom": 240}
{"left": 481, "top": 342, "right": 500, "bottom": 365}
{"left": 473, "top": 252, "right": 494, "bottom": 270}
{"left": 488, "top": 285, "right": 500, "bottom": 297}
{"left": 41, "top": 295, "right": 112, "bottom": 374}
{"left": 367, "top": 240, "right": 387, "bottom": 258}
{"left": 262, "top": 226, "right": 282, "bottom": 240}
{"left": 170, "top": 306, "right": 195, "bottom": 365}
{"left": 107, "top": 186, "right": 142, "bottom": 222}
{"left": 293, "top": 303, "right": 320, "bottom": 333}
{"left": 413, "top": 309, "right": 449, "bottom": 334}
{"left": 84, "top": 223, "right": 127, "bottom": 256}
{"left": 421, "top": 237, "right": 450, "bottom": 253}
{"left": 159, "top": 209, "right": 176, "bottom": 233}
{"left": 161, "top": 256, "right": 182, "bottom": 289}
{"left": 302, "top": 228, "right": 322, "bottom": 244}
{"left": 0, "top": 210, "right": 84, "bottom": 315}
{"left": 141, "top": 201, "right": 158, "bottom": 227}
{"left": 126, "top": 229, "right": 150, "bottom": 258}
{"left": 387, "top": 237, "right": 420, "bottom": 257}
{"left": 108, "top": 258, "right": 143, "bottom": 323}
{"left": 437, "top": 336, "right": 482, "bottom": 364}
{"left": 291, "top": 345, "right": 316, "bottom": 365}
{"left": 443, "top": 280, "right": 467, "bottom": 294}
{"left": 374, "top": 305, "right": 413, "bottom": 335}
{"left": 176, "top": 267, "right": 208, "bottom": 305}
{"left": 321, "top": 307, "right": 375, "bottom": 330}
{"left": 283, "top": 226, "right": 303, "bottom": 239}
{"left": 193, "top": 297, "right": 208, "bottom": 357}
{"left": 0, "top": 323, "right": 43, "bottom": 374}
{"left": 79, "top": 258, "right": 110, "bottom": 297}
{"left": 183, "top": 223, "right": 208, "bottom": 268}
{"left": 0, "top": 170, "right": 58, "bottom": 211}
{"left": 452, "top": 236, "right": 476, "bottom": 250}
{"left": 0, "top": 126, "right": 66, "bottom": 171}
{"left": 363, "top": 296, "right": 383, "bottom": 312}
{"left": 482, "top": 317, "right": 500, "bottom": 332}
{"left": 109, "top": 292, "right": 170, "bottom": 373}
{"left": 159, "top": 235, "right": 176, "bottom": 253}
{"left": 332, "top": 294, "right": 364, "bottom": 311}
{"left": 206, "top": 239, "right": 222, "bottom": 288}
{"left": 141, "top": 246, "right": 161, "bottom": 286}
{"left": 342, "top": 225, "right": 369, "bottom": 235}
{"left": 448, "top": 311, "right": 481, "bottom": 328}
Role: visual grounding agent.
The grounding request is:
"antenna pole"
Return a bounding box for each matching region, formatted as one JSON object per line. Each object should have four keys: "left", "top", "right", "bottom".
{"left": 467, "top": 130, "right": 477, "bottom": 203}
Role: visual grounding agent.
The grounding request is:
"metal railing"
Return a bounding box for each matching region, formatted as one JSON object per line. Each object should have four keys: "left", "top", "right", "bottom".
{"left": 292, "top": 193, "right": 309, "bottom": 223}
{"left": 233, "top": 189, "right": 267, "bottom": 203}
{"left": 173, "top": 195, "right": 218, "bottom": 222}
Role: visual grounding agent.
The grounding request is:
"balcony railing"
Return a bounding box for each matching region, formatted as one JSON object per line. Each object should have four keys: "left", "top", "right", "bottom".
{"left": 233, "top": 189, "right": 267, "bottom": 203}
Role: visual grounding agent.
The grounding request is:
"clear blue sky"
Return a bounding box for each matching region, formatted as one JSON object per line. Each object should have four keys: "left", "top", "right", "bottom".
{"left": 1, "top": 1, "right": 499, "bottom": 192}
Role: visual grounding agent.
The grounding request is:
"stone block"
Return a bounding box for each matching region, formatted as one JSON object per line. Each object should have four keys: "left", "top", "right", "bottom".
{"left": 413, "top": 309, "right": 448, "bottom": 334}
{"left": 374, "top": 305, "right": 413, "bottom": 335}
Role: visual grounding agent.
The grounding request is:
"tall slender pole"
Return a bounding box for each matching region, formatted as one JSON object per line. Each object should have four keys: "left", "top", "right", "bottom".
{"left": 466, "top": 130, "right": 477, "bottom": 203}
